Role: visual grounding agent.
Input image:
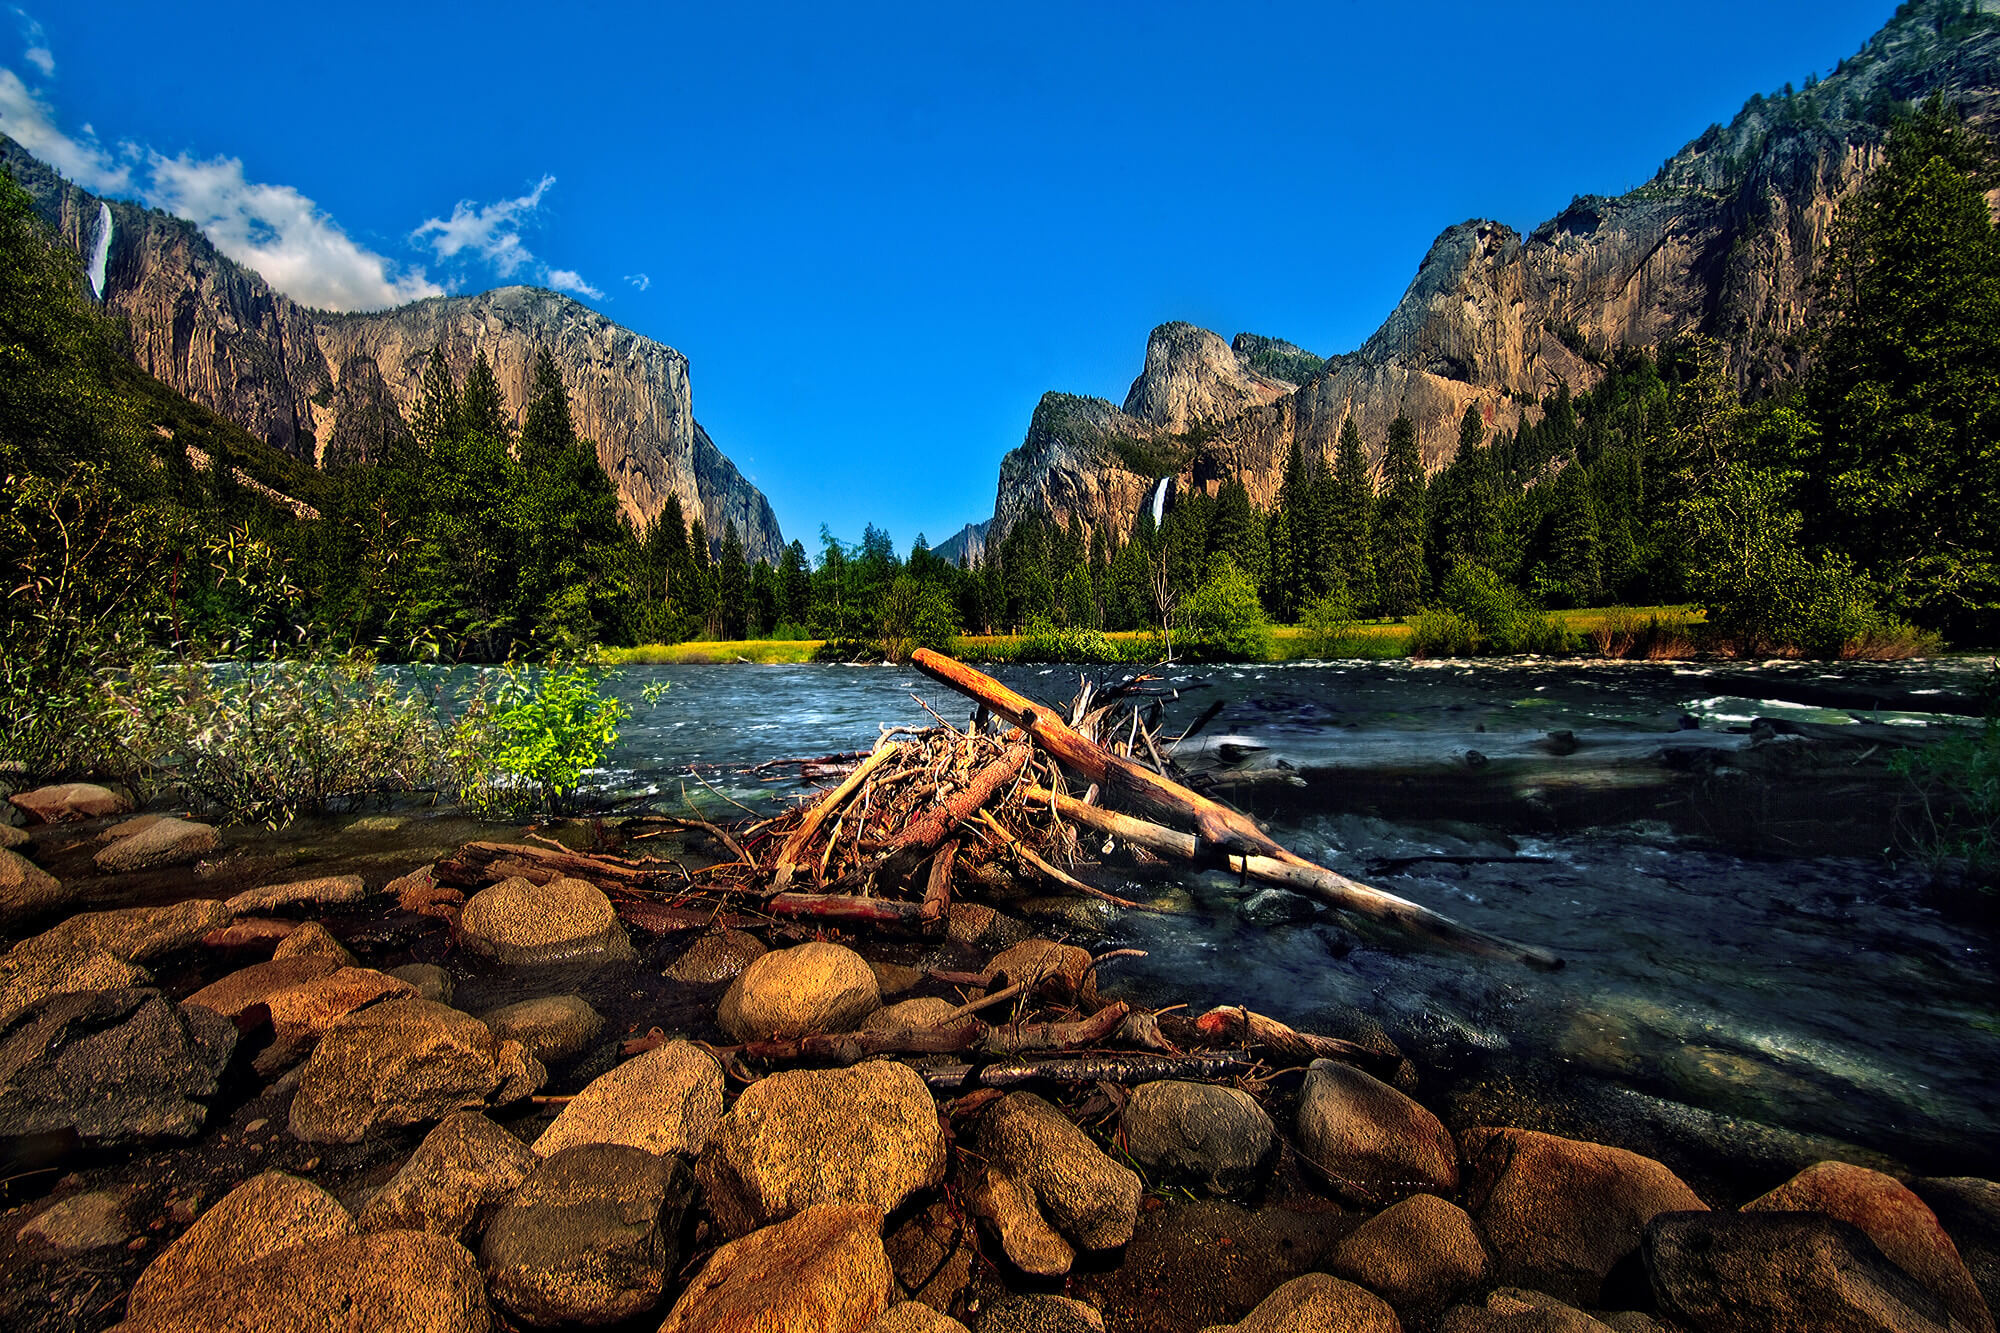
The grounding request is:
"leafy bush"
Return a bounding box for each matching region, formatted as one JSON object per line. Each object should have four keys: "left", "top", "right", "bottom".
{"left": 1300, "top": 590, "right": 1358, "bottom": 658}
{"left": 1015, "top": 618, "right": 1136, "bottom": 664}
{"left": 450, "top": 657, "right": 629, "bottom": 816}
{"left": 1177, "top": 558, "right": 1273, "bottom": 662}
{"left": 114, "top": 653, "right": 450, "bottom": 825}
{"left": 1588, "top": 609, "right": 1697, "bottom": 659}
{"left": 1435, "top": 559, "right": 1573, "bottom": 655}
{"left": 876, "top": 576, "right": 959, "bottom": 664}
{"left": 1407, "top": 608, "right": 1478, "bottom": 658}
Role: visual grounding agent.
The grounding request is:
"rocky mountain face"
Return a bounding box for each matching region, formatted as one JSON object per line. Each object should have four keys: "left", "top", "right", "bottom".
{"left": 932, "top": 520, "right": 989, "bottom": 568}
{"left": 974, "top": 0, "right": 2000, "bottom": 557}
{"left": 1, "top": 140, "right": 783, "bottom": 563}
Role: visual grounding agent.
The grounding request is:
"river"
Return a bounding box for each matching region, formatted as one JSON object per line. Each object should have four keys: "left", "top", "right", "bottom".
{"left": 581, "top": 656, "right": 1998, "bottom": 1183}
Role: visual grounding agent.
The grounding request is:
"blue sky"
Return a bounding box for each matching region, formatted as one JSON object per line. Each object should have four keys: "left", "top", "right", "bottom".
{"left": 4, "top": 1, "right": 1893, "bottom": 552}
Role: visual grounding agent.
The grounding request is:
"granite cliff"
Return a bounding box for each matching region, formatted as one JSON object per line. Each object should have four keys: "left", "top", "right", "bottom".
{"left": 975, "top": 0, "right": 2000, "bottom": 557}
{"left": 0, "top": 140, "right": 783, "bottom": 563}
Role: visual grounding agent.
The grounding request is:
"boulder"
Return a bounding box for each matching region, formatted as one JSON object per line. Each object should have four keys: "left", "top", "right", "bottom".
{"left": 976, "top": 1092, "right": 1140, "bottom": 1267}
{"left": 16, "top": 1189, "right": 129, "bottom": 1253}
{"left": 1438, "top": 1287, "right": 1621, "bottom": 1332}
{"left": 0, "top": 846, "right": 68, "bottom": 925}
{"left": 863, "top": 1305, "right": 973, "bottom": 1333}
{"left": 532, "top": 1038, "right": 723, "bottom": 1158}
{"left": 0, "top": 988, "right": 234, "bottom": 1143}
{"left": 184, "top": 956, "right": 341, "bottom": 1018}
{"left": 118, "top": 1228, "right": 490, "bottom": 1333}
{"left": 983, "top": 939, "right": 1097, "bottom": 1003}
{"left": 664, "top": 926, "right": 766, "bottom": 983}
{"left": 251, "top": 966, "right": 417, "bottom": 1072}
{"left": 1745, "top": 1160, "right": 1993, "bottom": 1333}
{"left": 0, "top": 822, "right": 27, "bottom": 849}
{"left": 457, "top": 875, "right": 635, "bottom": 966}
{"left": 717, "top": 940, "right": 881, "bottom": 1041}
{"left": 983, "top": 1294, "right": 1109, "bottom": 1333}
{"left": 1194, "top": 1273, "right": 1400, "bottom": 1333}
{"left": 1120, "top": 1080, "right": 1276, "bottom": 1196}
{"left": 12, "top": 898, "right": 231, "bottom": 968}
{"left": 1914, "top": 1177, "right": 2000, "bottom": 1319}
{"left": 1645, "top": 1209, "right": 1962, "bottom": 1333}
{"left": 1332, "top": 1192, "right": 1491, "bottom": 1311}
{"left": 480, "top": 993, "right": 604, "bottom": 1065}
{"left": 481, "top": 1143, "right": 690, "bottom": 1326}
{"left": 967, "top": 1164, "right": 1074, "bottom": 1276}
{"left": 698, "top": 1061, "right": 946, "bottom": 1236}
{"left": 128, "top": 1171, "right": 354, "bottom": 1321}
{"left": 0, "top": 946, "right": 147, "bottom": 1029}
{"left": 658, "top": 1202, "right": 894, "bottom": 1333}
{"left": 862, "top": 996, "right": 976, "bottom": 1035}
{"left": 1071, "top": 1198, "right": 1341, "bottom": 1329}
{"left": 288, "top": 996, "right": 544, "bottom": 1143}
{"left": 389, "top": 962, "right": 455, "bottom": 1004}
{"left": 1461, "top": 1127, "right": 1706, "bottom": 1305}
{"left": 271, "top": 920, "right": 357, "bottom": 965}
{"left": 94, "top": 816, "right": 219, "bottom": 872}
{"left": 8, "top": 782, "right": 129, "bottom": 823}
{"left": 357, "top": 1111, "right": 537, "bottom": 1239}
{"left": 225, "top": 874, "right": 365, "bottom": 915}
{"left": 103, "top": 813, "right": 168, "bottom": 838}
{"left": 1295, "top": 1058, "right": 1456, "bottom": 1206}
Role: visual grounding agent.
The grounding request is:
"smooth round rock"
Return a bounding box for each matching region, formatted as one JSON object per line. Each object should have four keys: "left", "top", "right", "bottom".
{"left": 980, "top": 1092, "right": 1141, "bottom": 1254}
{"left": 94, "top": 816, "right": 219, "bottom": 872}
{"left": 389, "top": 963, "right": 454, "bottom": 1004}
{"left": 1120, "top": 1080, "right": 1276, "bottom": 1196}
{"left": 226, "top": 874, "right": 365, "bottom": 915}
{"left": 480, "top": 994, "right": 604, "bottom": 1064}
{"left": 1331, "top": 1192, "right": 1491, "bottom": 1310}
{"left": 533, "top": 1038, "right": 724, "bottom": 1158}
{"left": 458, "top": 875, "right": 635, "bottom": 966}
{"left": 358, "top": 1111, "right": 537, "bottom": 1239}
{"left": 664, "top": 927, "right": 766, "bottom": 983}
{"left": 717, "top": 941, "right": 880, "bottom": 1042}
{"left": 1196, "top": 1273, "right": 1399, "bottom": 1333}
{"left": 9, "top": 782, "right": 130, "bottom": 823}
{"left": 1295, "top": 1058, "right": 1457, "bottom": 1206}
{"left": 658, "top": 1203, "right": 893, "bottom": 1333}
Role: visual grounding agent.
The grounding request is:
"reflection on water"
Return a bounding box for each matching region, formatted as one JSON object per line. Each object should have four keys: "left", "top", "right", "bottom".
{"left": 499, "top": 658, "right": 2000, "bottom": 1172}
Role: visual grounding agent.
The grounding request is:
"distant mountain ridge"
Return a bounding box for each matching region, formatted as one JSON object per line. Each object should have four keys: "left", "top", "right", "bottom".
{"left": 0, "top": 136, "right": 783, "bottom": 563}
{"left": 967, "top": 0, "right": 2000, "bottom": 557}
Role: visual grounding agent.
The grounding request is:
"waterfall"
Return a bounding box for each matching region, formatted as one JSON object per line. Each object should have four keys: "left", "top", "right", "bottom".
{"left": 1149, "top": 476, "right": 1171, "bottom": 528}
{"left": 86, "top": 201, "right": 111, "bottom": 299}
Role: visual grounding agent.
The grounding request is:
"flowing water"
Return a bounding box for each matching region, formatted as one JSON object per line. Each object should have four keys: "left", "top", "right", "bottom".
{"left": 587, "top": 657, "right": 1999, "bottom": 1183}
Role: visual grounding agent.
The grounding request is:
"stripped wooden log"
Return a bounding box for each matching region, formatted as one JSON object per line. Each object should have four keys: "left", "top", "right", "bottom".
{"left": 770, "top": 741, "right": 903, "bottom": 891}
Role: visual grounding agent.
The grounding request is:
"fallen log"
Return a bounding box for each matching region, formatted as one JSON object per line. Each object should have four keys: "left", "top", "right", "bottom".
{"left": 920, "top": 839, "right": 958, "bottom": 932}
{"left": 770, "top": 741, "right": 903, "bottom": 891}
{"left": 1023, "top": 784, "right": 1560, "bottom": 970}
{"left": 1192, "top": 1006, "right": 1393, "bottom": 1071}
{"left": 614, "top": 901, "right": 758, "bottom": 934}
{"left": 986, "top": 1000, "right": 1128, "bottom": 1055}
{"left": 764, "top": 892, "right": 929, "bottom": 927}
{"left": 923, "top": 1049, "right": 1256, "bottom": 1089}
{"left": 438, "top": 841, "right": 670, "bottom": 890}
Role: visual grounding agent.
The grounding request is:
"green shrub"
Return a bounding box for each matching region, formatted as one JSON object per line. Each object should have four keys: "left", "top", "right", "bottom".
{"left": 810, "top": 637, "right": 886, "bottom": 663}
{"left": 1407, "top": 608, "right": 1478, "bottom": 658}
{"left": 450, "top": 657, "right": 628, "bottom": 816}
{"left": 876, "top": 576, "right": 959, "bottom": 663}
{"left": 1300, "top": 589, "right": 1358, "bottom": 658}
{"left": 1439, "top": 559, "right": 1573, "bottom": 655}
{"left": 1177, "top": 558, "right": 1273, "bottom": 662}
{"left": 114, "top": 652, "right": 449, "bottom": 825}
{"left": 1015, "top": 618, "right": 1133, "bottom": 664}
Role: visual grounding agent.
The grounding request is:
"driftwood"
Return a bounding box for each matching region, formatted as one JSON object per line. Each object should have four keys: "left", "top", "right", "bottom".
{"left": 922, "top": 1049, "right": 1256, "bottom": 1089}
{"left": 770, "top": 741, "right": 903, "bottom": 890}
{"left": 1022, "top": 784, "right": 1560, "bottom": 970}
{"left": 1192, "top": 1006, "right": 1393, "bottom": 1072}
{"left": 764, "top": 892, "right": 928, "bottom": 927}
{"left": 843, "top": 743, "right": 1030, "bottom": 888}
{"left": 920, "top": 839, "right": 958, "bottom": 931}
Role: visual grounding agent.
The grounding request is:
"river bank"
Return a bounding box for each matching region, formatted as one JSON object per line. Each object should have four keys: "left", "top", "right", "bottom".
{"left": 1, "top": 657, "right": 1995, "bottom": 1331}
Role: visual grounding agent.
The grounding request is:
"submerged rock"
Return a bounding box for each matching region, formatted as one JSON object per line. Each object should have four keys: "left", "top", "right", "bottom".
{"left": 1462, "top": 1127, "right": 1706, "bottom": 1306}
{"left": 1645, "top": 1209, "right": 1962, "bottom": 1333}
{"left": 8, "top": 782, "right": 130, "bottom": 823}
{"left": 664, "top": 925, "right": 766, "bottom": 983}
{"left": 1194, "top": 1273, "right": 1399, "bottom": 1333}
{"left": 458, "top": 875, "right": 635, "bottom": 966}
{"left": 532, "top": 1038, "right": 723, "bottom": 1158}
{"left": 288, "top": 996, "right": 544, "bottom": 1143}
{"left": 481, "top": 1143, "right": 691, "bottom": 1326}
{"left": 658, "top": 1203, "right": 893, "bottom": 1333}
{"left": 717, "top": 940, "right": 880, "bottom": 1042}
{"left": 389, "top": 962, "right": 454, "bottom": 1004}
{"left": 479, "top": 993, "right": 604, "bottom": 1065}
{"left": 698, "top": 1060, "right": 946, "bottom": 1237}
{"left": 94, "top": 816, "right": 219, "bottom": 873}
{"left": 120, "top": 1228, "right": 490, "bottom": 1333}
{"left": 1295, "top": 1058, "right": 1457, "bottom": 1206}
{"left": 1120, "top": 1079, "right": 1276, "bottom": 1196}
{"left": 0, "top": 988, "right": 234, "bottom": 1143}
{"left": 358, "top": 1111, "right": 537, "bottom": 1240}
{"left": 1745, "top": 1160, "right": 1994, "bottom": 1333}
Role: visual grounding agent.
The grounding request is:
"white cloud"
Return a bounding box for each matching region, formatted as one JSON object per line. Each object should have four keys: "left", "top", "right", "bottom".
{"left": 0, "top": 67, "right": 127, "bottom": 191}
{"left": 11, "top": 8, "right": 50, "bottom": 76}
{"left": 145, "top": 151, "right": 442, "bottom": 311}
{"left": 624, "top": 272, "right": 650, "bottom": 291}
{"left": 544, "top": 267, "right": 604, "bottom": 300}
{"left": 411, "top": 175, "right": 553, "bottom": 275}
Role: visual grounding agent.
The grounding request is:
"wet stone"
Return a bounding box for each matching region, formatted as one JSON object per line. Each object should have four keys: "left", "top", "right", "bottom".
{"left": 226, "top": 873, "right": 365, "bottom": 915}
{"left": 16, "top": 1189, "right": 128, "bottom": 1253}
{"left": 533, "top": 1037, "right": 724, "bottom": 1158}
{"left": 717, "top": 939, "right": 880, "bottom": 1042}
{"left": 657, "top": 1202, "right": 894, "bottom": 1333}
{"left": 8, "top": 781, "right": 130, "bottom": 823}
{"left": 1295, "top": 1057, "right": 1457, "bottom": 1207}
{"left": 1331, "top": 1192, "right": 1490, "bottom": 1312}
{"left": 664, "top": 925, "right": 766, "bottom": 983}
{"left": 357, "top": 1110, "right": 537, "bottom": 1239}
{"left": 388, "top": 962, "right": 454, "bottom": 1004}
{"left": 0, "top": 988, "right": 235, "bottom": 1144}
{"left": 458, "top": 874, "right": 636, "bottom": 966}
{"left": 271, "top": 920, "right": 357, "bottom": 965}
{"left": 479, "top": 992, "right": 604, "bottom": 1065}
{"left": 1120, "top": 1079, "right": 1277, "bottom": 1197}
{"left": 127, "top": 1171, "right": 355, "bottom": 1321}
{"left": 0, "top": 846, "right": 69, "bottom": 926}
{"left": 94, "top": 816, "right": 219, "bottom": 873}
{"left": 1194, "top": 1273, "right": 1400, "bottom": 1333}
{"left": 1438, "top": 1287, "right": 1622, "bottom": 1332}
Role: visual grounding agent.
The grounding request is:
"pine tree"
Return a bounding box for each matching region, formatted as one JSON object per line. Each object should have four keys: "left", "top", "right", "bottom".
{"left": 410, "top": 347, "right": 460, "bottom": 455}
{"left": 1374, "top": 415, "right": 1427, "bottom": 616}
{"left": 1327, "top": 416, "right": 1376, "bottom": 612}
{"left": 1428, "top": 402, "right": 1501, "bottom": 583}
{"left": 1539, "top": 461, "right": 1604, "bottom": 608}
{"left": 718, "top": 522, "right": 750, "bottom": 639}
{"left": 460, "top": 351, "right": 511, "bottom": 442}
{"left": 778, "top": 539, "right": 812, "bottom": 628}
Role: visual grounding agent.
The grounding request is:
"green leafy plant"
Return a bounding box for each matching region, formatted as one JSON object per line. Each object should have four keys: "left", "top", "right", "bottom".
{"left": 451, "top": 657, "right": 629, "bottom": 816}
{"left": 1014, "top": 618, "right": 1136, "bottom": 665}
{"left": 1176, "top": 558, "right": 1273, "bottom": 662}
{"left": 1299, "top": 589, "right": 1358, "bottom": 658}
{"left": 1407, "top": 607, "right": 1478, "bottom": 658}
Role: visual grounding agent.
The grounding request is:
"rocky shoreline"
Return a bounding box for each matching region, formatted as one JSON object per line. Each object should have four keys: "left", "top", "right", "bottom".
{"left": 2, "top": 781, "right": 1995, "bottom": 1333}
